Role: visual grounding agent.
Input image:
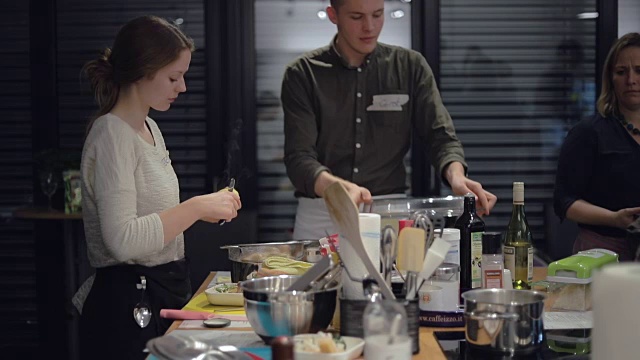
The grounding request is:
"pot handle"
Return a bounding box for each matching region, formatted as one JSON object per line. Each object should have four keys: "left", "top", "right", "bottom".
{"left": 467, "top": 311, "right": 519, "bottom": 321}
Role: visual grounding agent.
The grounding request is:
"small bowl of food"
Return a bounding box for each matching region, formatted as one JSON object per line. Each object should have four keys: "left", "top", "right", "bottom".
{"left": 205, "top": 283, "right": 244, "bottom": 307}
{"left": 293, "top": 332, "right": 364, "bottom": 360}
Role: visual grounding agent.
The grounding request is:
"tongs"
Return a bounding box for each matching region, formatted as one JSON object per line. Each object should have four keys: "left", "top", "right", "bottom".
{"left": 286, "top": 254, "right": 342, "bottom": 292}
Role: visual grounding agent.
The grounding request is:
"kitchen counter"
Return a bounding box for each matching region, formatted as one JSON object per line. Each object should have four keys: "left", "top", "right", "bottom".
{"left": 165, "top": 267, "right": 549, "bottom": 359}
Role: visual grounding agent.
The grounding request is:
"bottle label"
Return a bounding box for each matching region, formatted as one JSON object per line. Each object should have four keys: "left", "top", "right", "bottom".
{"left": 483, "top": 269, "right": 503, "bottom": 289}
{"left": 527, "top": 246, "right": 534, "bottom": 282}
{"left": 471, "top": 232, "right": 483, "bottom": 288}
{"left": 503, "top": 245, "right": 515, "bottom": 276}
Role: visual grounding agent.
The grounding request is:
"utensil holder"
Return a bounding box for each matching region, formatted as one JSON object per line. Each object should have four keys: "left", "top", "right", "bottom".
{"left": 339, "top": 297, "right": 420, "bottom": 354}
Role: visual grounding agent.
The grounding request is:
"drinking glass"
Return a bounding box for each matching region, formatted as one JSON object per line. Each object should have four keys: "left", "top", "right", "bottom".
{"left": 40, "top": 171, "right": 58, "bottom": 209}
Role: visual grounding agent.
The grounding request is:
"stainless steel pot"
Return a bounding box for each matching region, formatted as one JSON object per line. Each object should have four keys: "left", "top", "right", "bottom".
{"left": 462, "top": 289, "right": 546, "bottom": 355}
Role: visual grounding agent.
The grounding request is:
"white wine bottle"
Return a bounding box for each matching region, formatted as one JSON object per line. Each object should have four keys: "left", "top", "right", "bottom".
{"left": 503, "top": 182, "right": 534, "bottom": 289}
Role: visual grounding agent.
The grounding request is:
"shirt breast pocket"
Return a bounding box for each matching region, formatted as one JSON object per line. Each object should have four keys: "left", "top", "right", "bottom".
{"left": 366, "top": 90, "right": 410, "bottom": 135}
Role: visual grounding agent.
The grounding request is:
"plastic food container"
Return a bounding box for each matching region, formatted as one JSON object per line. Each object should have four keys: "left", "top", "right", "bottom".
{"left": 544, "top": 248, "right": 618, "bottom": 311}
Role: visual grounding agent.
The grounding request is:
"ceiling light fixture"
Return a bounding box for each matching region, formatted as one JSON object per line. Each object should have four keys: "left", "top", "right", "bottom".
{"left": 317, "top": 9, "right": 327, "bottom": 20}
{"left": 576, "top": 12, "right": 599, "bottom": 19}
{"left": 390, "top": 9, "right": 405, "bottom": 19}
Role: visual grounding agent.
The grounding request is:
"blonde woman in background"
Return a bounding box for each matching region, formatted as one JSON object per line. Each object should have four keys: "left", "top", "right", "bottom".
{"left": 554, "top": 32, "right": 640, "bottom": 261}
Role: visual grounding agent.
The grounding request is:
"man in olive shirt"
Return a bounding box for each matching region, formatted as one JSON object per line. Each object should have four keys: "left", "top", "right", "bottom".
{"left": 282, "top": 0, "right": 497, "bottom": 239}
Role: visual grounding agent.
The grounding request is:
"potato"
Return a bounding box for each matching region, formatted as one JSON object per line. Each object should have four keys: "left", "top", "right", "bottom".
{"left": 316, "top": 337, "right": 339, "bottom": 353}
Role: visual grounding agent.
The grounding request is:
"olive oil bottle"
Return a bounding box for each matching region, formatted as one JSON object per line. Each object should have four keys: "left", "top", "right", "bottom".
{"left": 455, "top": 193, "right": 485, "bottom": 292}
{"left": 503, "top": 182, "right": 534, "bottom": 289}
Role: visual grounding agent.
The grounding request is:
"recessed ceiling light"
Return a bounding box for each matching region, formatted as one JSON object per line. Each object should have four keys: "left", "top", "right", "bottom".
{"left": 577, "top": 12, "right": 599, "bottom": 19}
{"left": 390, "top": 9, "right": 405, "bottom": 19}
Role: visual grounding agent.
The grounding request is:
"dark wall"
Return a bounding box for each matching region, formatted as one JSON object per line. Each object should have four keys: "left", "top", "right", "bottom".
{"left": 1, "top": 0, "right": 257, "bottom": 357}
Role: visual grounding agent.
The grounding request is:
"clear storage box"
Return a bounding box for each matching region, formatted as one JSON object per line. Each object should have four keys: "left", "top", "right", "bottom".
{"left": 543, "top": 248, "right": 618, "bottom": 311}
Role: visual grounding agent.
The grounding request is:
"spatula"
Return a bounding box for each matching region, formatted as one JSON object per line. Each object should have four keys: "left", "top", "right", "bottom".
{"left": 396, "top": 227, "right": 426, "bottom": 274}
{"left": 323, "top": 182, "right": 395, "bottom": 300}
{"left": 415, "top": 237, "right": 452, "bottom": 294}
{"left": 397, "top": 227, "right": 426, "bottom": 300}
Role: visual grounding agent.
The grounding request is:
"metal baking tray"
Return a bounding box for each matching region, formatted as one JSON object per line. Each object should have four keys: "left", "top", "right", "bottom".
{"left": 220, "top": 240, "right": 317, "bottom": 264}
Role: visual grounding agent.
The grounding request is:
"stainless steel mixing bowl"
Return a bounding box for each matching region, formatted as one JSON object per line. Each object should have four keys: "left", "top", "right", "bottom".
{"left": 221, "top": 240, "right": 319, "bottom": 282}
{"left": 239, "top": 275, "right": 339, "bottom": 343}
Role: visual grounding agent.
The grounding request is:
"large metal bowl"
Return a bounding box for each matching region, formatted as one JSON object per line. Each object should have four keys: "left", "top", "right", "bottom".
{"left": 365, "top": 196, "right": 464, "bottom": 232}
{"left": 221, "top": 240, "right": 319, "bottom": 282}
{"left": 366, "top": 195, "right": 464, "bottom": 219}
{"left": 239, "top": 275, "right": 339, "bottom": 343}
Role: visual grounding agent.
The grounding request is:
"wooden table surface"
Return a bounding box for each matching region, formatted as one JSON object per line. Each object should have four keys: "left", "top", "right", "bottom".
{"left": 13, "top": 206, "right": 83, "bottom": 220}
{"left": 167, "top": 267, "right": 548, "bottom": 360}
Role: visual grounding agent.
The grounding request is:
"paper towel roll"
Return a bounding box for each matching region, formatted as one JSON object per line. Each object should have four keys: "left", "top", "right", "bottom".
{"left": 592, "top": 263, "right": 640, "bottom": 360}
{"left": 341, "top": 213, "right": 381, "bottom": 300}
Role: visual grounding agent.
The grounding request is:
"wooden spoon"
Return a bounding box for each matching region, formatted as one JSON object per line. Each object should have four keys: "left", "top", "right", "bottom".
{"left": 323, "top": 182, "right": 395, "bottom": 299}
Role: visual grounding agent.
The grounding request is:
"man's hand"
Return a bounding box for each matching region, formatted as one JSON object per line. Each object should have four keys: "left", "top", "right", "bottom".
{"left": 315, "top": 171, "right": 372, "bottom": 206}
{"left": 445, "top": 162, "right": 497, "bottom": 216}
{"left": 342, "top": 181, "right": 373, "bottom": 206}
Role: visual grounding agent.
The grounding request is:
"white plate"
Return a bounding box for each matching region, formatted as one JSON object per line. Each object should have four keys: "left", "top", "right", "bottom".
{"left": 204, "top": 283, "right": 244, "bottom": 306}
{"left": 293, "top": 334, "right": 365, "bottom": 360}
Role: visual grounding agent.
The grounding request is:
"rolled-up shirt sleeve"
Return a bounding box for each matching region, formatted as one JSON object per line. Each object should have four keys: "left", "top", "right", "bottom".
{"left": 92, "top": 126, "right": 164, "bottom": 262}
{"left": 553, "top": 123, "right": 596, "bottom": 220}
{"left": 411, "top": 55, "right": 467, "bottom": 184}
{"left": 282, "top": 64, "right": 330, "bottom": 198}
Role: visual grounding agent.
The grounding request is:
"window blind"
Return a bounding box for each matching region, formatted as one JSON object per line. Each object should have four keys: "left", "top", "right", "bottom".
{"left": 56, "top": 0, "right": 207, "bottom": 201}
{"left": 439, "top": 0, "right": 597, "bottom": 255}
{"left": 0, "top": 1, "right": 38, "bottom": 350}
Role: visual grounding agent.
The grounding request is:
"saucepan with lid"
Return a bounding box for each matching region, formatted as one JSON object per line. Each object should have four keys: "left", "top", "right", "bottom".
{"left": 462, "top": 288, "right": 546, "bottom": 355}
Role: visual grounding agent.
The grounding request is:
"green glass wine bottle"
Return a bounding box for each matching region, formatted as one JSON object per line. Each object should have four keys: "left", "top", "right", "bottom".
{"left": 455, "top": 193, "right": 485, "bottom": 292}
{"left": 503, "top": 182, "right": 534, "bottom": 290}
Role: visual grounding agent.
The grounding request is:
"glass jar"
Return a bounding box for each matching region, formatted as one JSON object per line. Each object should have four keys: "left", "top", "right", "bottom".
{"left": 428, "top": 263, "right": 460, "bottom": 310}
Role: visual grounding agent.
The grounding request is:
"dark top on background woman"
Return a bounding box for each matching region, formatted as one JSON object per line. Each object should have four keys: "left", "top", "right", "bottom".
{"left": 553, "top": 32, "right": 640, "bottom": 261}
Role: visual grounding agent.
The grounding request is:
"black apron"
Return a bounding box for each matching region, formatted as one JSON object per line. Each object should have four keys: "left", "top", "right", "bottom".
{"left": 79, "top": 259, "right": 191, "bottom": 360}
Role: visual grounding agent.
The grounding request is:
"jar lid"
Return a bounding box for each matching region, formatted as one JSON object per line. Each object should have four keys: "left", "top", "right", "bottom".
{"left": 432, "top": 262, "right": 459, "bottom": 276}
{"left": 482, "top": 232, "right": 502, "bottom": 254}
{"left": 398, "top": 219, "right": 415, "bottom": 232}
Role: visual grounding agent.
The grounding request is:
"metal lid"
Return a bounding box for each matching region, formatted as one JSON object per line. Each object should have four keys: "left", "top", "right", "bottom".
{"left": 437, "top": 228, "right": 460, "bottom": 241}
{"left": 482, "top": 232, "right": 502, "bottom": 254}
{"left": 432, "top": 262, "right": 460, "bottom": 276}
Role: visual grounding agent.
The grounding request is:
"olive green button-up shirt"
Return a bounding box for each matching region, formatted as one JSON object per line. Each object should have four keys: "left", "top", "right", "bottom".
{"left": 282, "top": 40, "right": 466, "bottom": 198}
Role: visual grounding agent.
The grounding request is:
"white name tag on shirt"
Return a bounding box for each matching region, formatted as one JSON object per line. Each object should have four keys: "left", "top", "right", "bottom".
{"left": 367, "top": 94, "right": 409, "bottom": 111}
